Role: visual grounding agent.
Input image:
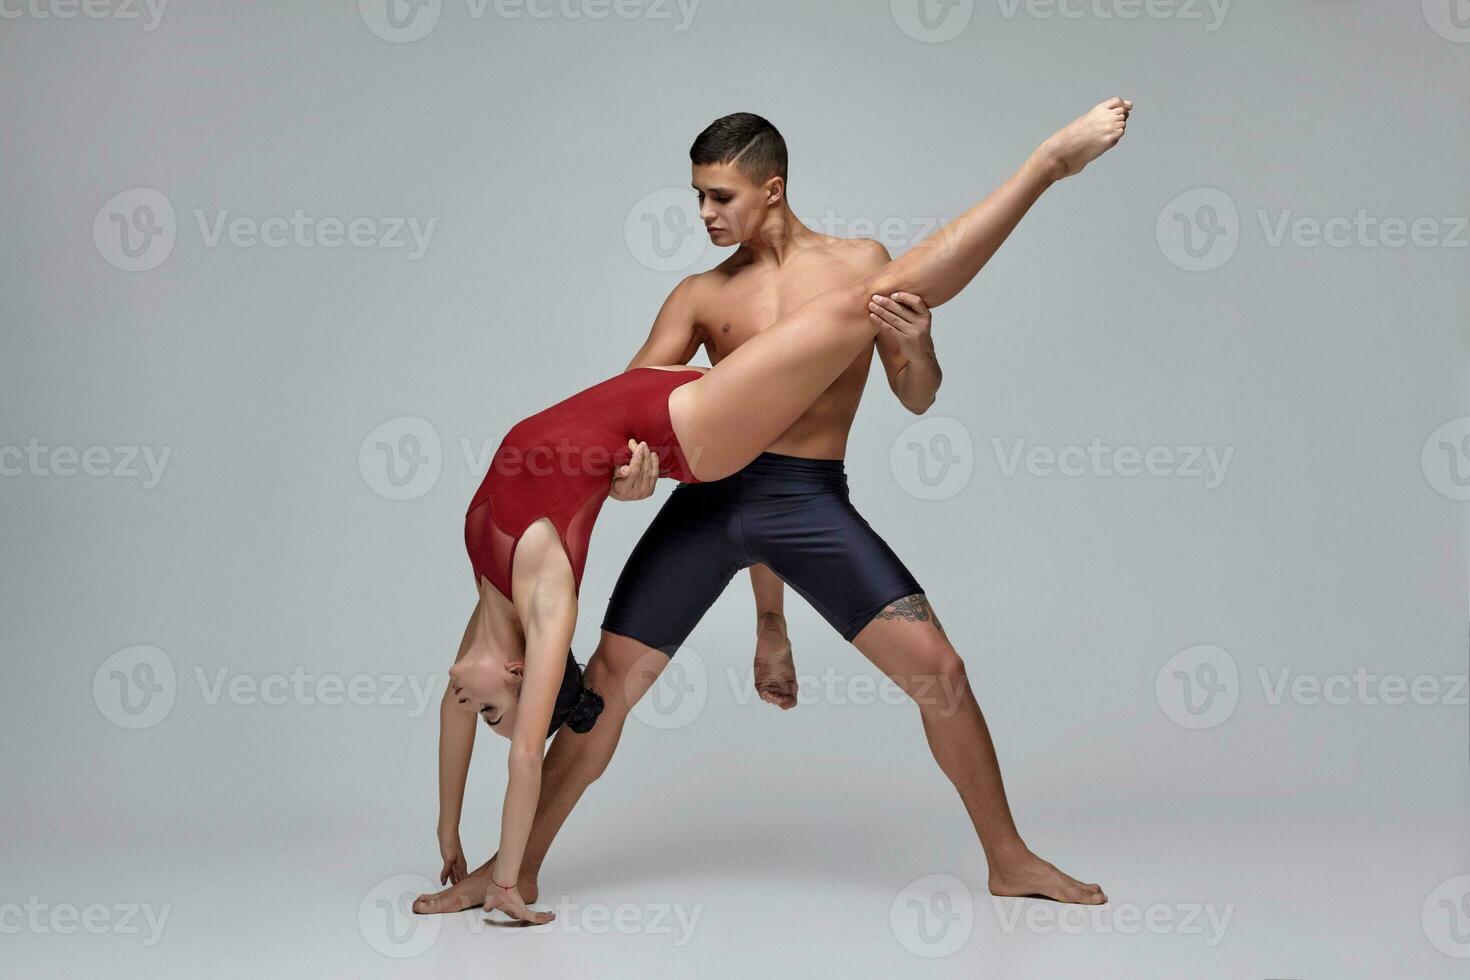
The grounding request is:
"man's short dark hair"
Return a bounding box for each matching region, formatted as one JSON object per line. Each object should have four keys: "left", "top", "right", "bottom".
{"left": 690, "top": 112, "right": 788, "bottom": 186}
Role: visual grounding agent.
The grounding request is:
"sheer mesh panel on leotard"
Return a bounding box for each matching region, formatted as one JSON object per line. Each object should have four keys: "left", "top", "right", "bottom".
{"left": 464, "top": 482, "right": 609, "bottom": 602}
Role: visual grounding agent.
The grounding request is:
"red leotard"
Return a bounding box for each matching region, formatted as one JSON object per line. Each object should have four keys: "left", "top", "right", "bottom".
{"left": 464, "top": 367, "right": 705, "bottom": 603}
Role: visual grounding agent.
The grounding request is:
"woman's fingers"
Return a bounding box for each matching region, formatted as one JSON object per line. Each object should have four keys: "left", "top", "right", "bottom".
{"left": 484, "top": 891, "right": 556, "bottom": 925}
{"left": 506, "top": 899, "right": 554, "bottom": 924}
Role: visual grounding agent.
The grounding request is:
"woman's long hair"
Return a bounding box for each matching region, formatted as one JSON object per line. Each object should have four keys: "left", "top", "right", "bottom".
{"left": 547, "top": 649, "right": 604, "bottom": 737}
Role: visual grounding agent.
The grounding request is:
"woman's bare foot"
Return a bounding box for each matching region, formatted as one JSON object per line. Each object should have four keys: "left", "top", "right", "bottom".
{"left": 754, "top": 616, "right": 797, "bottom": 710}
{"left": 1037, "top": 97, "right": 1132, "bottom": 180}
{"left": 412, "top": 869, "right": 539, "bottom": 914}
{"left": 988, "top": 847, "right": 1107, "bottom": 905}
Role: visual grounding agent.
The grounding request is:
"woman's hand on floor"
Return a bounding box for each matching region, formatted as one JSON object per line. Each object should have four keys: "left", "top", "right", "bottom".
{"left": 437, "top": 829, "right": 468, "bottom": 886}
{"left": 482, "top": 883, "right": 555, "bottom": 925}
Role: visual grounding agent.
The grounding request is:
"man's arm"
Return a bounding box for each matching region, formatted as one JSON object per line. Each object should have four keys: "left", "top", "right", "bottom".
{"left": 625, "top": 274, "right": 706, "bottom": 370}
{"left": 623, "top": 275, "right": 793, "bottom": 659}
{"left": 862, "top": 241, "right": 943, "bottom": 414}
{"left": 608, "top": 276, "right": 706, "bottom": 501}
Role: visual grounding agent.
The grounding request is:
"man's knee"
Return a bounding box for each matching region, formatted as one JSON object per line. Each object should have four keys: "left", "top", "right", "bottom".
{"left": 584, "top": 629, "right": 672, "bottom": 711}
{"left": 905, "top": 636, "right": 967, "bottom": 681}
{"left": 891, "top": 633, "right": 970, "bottom": 713}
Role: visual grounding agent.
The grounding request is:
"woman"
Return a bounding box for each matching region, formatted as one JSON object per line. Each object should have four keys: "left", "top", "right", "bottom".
{"left": 423, "top": 98, "right": 1130, "bottom": 924}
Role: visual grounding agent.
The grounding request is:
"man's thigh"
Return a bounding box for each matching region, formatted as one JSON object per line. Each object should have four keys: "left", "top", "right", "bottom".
{"left": 600, "top": 482, "right": 748, "bottom": 657}
{"left": 748, "top": 485, "right": 925, "bottom": 643}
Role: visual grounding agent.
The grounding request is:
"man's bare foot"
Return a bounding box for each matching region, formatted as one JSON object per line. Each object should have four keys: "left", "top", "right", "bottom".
{"left": 988, "top": 847, "right": 1107, "bottom": 905}
{"left": 754, "top": 616, "right": 797, "bottom": 710}
{"left": 1038, "top": 97, "right": 1132, "bottom": 180}
{"left": 412, "top": 869, "right": 539, "bottom": 914}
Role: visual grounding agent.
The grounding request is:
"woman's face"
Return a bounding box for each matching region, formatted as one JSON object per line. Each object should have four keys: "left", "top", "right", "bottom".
{"left": 448, "top": 631, "right": 523, "bottom": 740}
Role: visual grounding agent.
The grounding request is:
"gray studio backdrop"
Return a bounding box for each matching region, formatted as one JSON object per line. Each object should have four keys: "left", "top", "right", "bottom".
{"left": 2, "top": 1, "right": 1466, "bottom": 977}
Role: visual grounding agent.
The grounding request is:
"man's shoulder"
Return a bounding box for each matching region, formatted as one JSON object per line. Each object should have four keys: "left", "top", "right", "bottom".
{"left": 686, "top": 251, "right": 749, "bottom": 287}
{"left": 814, "top": 234, "right": 892, "bottom": 273}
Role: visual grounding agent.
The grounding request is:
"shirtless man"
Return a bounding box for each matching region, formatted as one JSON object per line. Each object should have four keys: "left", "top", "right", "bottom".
{"left": 418, "top": 107, "right": 1122, "bottom": 912}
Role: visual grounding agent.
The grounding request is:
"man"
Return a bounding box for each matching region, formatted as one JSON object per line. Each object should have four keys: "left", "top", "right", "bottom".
{"left": 418, "top": 111, "right": 1108, "bottom": 912}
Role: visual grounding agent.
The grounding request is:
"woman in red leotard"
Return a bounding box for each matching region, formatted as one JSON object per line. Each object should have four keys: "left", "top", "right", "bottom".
{"left": 430, "top": 100, "right": 1130, "bottom": 924}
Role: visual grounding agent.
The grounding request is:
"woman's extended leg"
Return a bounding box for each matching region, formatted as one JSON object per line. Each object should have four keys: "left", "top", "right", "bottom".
{"left": 671, "top": 98, "right": 1130, "bottom": 482}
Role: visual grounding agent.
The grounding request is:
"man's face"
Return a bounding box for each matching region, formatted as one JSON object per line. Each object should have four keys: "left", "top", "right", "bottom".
{"left": 691, "top": 161, "right": 779, "bottom": 246}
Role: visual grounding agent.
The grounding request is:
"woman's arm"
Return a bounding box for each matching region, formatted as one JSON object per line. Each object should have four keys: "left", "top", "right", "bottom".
{"left": 434, "top": 597, "right": 487, "bottom": 883}
{"left": 435, "top": 682, "right": 476, "bottom": 883}
{"left": 485, "top": 586, "right": 577, "bottom": 923}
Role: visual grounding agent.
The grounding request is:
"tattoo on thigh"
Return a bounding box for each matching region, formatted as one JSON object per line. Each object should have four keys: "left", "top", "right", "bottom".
{"left": 877, "top": 594, "right": 944, "bottom": 633}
